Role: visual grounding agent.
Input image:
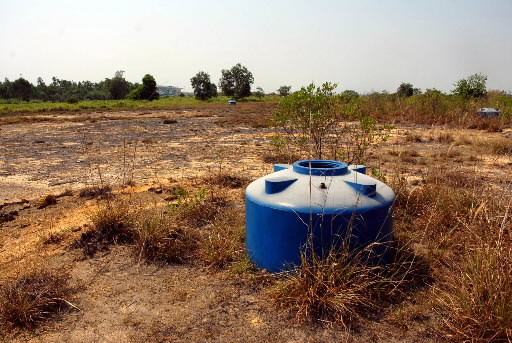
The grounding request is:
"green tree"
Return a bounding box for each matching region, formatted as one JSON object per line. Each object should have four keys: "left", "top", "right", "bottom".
{"left": 340, "top": 89, "right": 359, "bottom": 103}
{"left": 0, "top": 78, "right": 13, "bottom": 99}
{"left": 277, "top": 85, "right": 292, "bottom": 97}
{"left": 128, "top": 74, "right": 159, "bottom": 101}
{"left": 452, "top": 73, "right": 487, "bottom": 99}
{"left": 190, "top": 71, "right": 217, "bottom": 100}
{"left": 218, "top": 63, "right": 254, "bottom": 100}
{"left": 254, "top": 86, "right": 265, "bottom": 100}
{"left": 397, "top": 82, "right": 421, "bottom": 97}
{"left": 108, "top": 70, "right": 130, "bottom": 100}
{"left": 12, "top": 77, "right": 33, "bottom": 101}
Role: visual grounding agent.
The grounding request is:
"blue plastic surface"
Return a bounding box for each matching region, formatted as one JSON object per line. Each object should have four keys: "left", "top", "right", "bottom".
{"left": 245, "top": 160, "right": 395, "bottom": 272}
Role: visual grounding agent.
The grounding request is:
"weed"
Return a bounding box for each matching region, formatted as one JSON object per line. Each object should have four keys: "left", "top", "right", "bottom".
{"left": 169, "top": 188, "right": 228, "bottom": 228}
{"left": 0, "top": 270, "right": 76, "bottom": 329}
{"left": 438, "top": 245, "right": 512, "bottom": 342}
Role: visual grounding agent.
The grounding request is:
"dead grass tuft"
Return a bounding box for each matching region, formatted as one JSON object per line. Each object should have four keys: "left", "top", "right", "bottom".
{"left": 133, "top": 209, "right": 198, "bottom": 264}
{"left": 436, "top": 193, "right": 512, "bottom": 342}
{"left": 72, "top": 200, "right": 136, "bottom": 256}
{"left": 269, "top": 239, "right": 428, "bottom": 327}
{"left": 0, "top": 270, "right": 76, "bottom": 329}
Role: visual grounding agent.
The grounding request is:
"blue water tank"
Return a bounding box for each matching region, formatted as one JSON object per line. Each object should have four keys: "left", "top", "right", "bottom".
{"left": 245, "top": 160, "right": 395, "bottom": 272}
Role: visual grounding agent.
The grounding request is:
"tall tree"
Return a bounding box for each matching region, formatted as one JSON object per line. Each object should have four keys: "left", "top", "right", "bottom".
{"left": 108, "top": 70, "right": 130, "bottom": 100}
{"left": 12, "top": 77, "right": 33, "bottom": 101}
{"left": 190, "top": 71, "right": 217, "bottom": 100}
{"left": 397, "top": 82, "right": 421, "bottom": 97}
{"left": 218, "top": 63, "right": 254, "bottom": 100}
{"left": 452, "top": 73, "right": 487, "bottom": 99}
{"left": 128, "top": 74, "right": 159, "bottom": 101}
{"left": 277, "top": 85, "right": 292, "bottom": 97}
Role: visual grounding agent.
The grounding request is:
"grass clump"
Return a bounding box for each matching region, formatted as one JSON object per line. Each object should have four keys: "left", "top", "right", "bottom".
{"left": 438, "top": 243, "right": 512, "bottom": 342}
{"left": 199, "top": 208, "right": 245, "bottom": 268}
{"left": 73, "top": 200, "right": 136, "bottom": 256}
{"left": 0, "top": 270, "right": 76, "bottom": 329}
{"left": 269, "top": 240, "right": 425, "bottom": 327}
{"left": 435, "top": 186, "right": 512, "bottom": 342}
{"left": 133, "top": 209, "right": 198, "bottom": 264}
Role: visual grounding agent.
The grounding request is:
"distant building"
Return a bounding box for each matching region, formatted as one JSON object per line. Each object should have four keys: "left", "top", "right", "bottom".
{"left": 156, "top": 85, "right": 182, "bottom": 96}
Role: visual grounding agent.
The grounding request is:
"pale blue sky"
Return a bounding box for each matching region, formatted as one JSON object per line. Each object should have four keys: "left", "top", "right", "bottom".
{"left": 1, "top": 0, "right": 511, "bottom": 93}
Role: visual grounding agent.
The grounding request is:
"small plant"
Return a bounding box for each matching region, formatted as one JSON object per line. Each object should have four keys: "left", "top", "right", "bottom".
{"left": 0, "top": 270, "right": 76, "bottom": 329}
{"left": 168, "top": 188, "right": 227, "bottom": 228}
{"left": 199, "top": 208, "right": 245, "bottom": 268}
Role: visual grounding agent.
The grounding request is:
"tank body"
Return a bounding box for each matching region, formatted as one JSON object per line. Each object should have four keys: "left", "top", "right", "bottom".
{"left": 245, "top": 160, "right": 395, "bottom": 272}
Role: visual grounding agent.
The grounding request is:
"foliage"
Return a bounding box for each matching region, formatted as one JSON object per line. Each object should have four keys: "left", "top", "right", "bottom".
{"left": 452, "top": 73, "right": 487, "bottom": 99}
{"left": 271, "top": 82, "right": 391, "bottom": 163}
{"left": 254, "top": 86, "right": 265, "bottom": 100}
{"left": 12, "top": 78, "right": 33, "bottom": 101}
{"left": 190, "top": 71, "right": 217, "bottom": 100}
{"left": 277, "top": 85, "right": 292, "bottom": 97}
{"left": 340, "top": 89, "right": 359, "bottom": 103}
{"left": 396, "top": 82, "right": 421, "bottom": 97}
{"left": 218, "top": 63, "right": 254, "bottom": 100}
{"left": 108, "top": 71, "right": 131, "bottom": 100}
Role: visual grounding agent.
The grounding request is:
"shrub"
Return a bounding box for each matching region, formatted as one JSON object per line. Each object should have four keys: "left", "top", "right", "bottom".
{"left": 272, "top": 82, "right": 392, "bottom": 163}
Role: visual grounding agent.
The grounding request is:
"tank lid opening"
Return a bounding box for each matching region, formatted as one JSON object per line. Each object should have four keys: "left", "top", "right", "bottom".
{"left": 292, "top": 160, "right": 348, "bottom": 176}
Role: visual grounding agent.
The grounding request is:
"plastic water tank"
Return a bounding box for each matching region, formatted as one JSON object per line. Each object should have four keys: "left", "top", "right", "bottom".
{"left": 245, "top": 160, "right": 395, "bottom": 272}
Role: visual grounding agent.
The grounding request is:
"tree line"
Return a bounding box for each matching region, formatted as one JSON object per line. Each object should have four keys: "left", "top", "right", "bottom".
{"left": 0, "top": 71, "right": 159, "bottom": 103}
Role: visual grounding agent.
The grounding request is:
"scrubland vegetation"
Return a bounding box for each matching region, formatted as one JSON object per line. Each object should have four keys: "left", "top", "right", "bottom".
{"left": 0, "top": 75, "right": 511, "bottom": 342}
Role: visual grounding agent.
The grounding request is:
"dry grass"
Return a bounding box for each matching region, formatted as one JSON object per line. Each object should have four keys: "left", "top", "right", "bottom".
{"left": 199, "top": 208, "right": 246, "bottom": 268}
{"left": 268, "top": 235, "right": 429, "bottom": 327}
{"left": 436, "top": 192, "right": 512, "bottom": 342}
{"left": 0, "top": 270, "right": 76, "bottom": 330}
{"left": 78, "top": 185, "right": 112, "bottom": 199}
{"left": 133, "top": 209, "right": 198, "bottom": 264}
{"left": 389, "top": 164, "right": 512, "bottom": 341}
{"left": 36, "top": 194, "right": 57, "bottom": 209}
{"left": 203, "top": 173, "right": 249, "bottom": 189}
{"left": 72, "top": 200, "right": 136, "bottom": 256}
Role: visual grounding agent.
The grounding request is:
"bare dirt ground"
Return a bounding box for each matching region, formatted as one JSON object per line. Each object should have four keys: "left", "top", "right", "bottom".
{"left": 1, "top": 103, "right": 511, "bottom": 342}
